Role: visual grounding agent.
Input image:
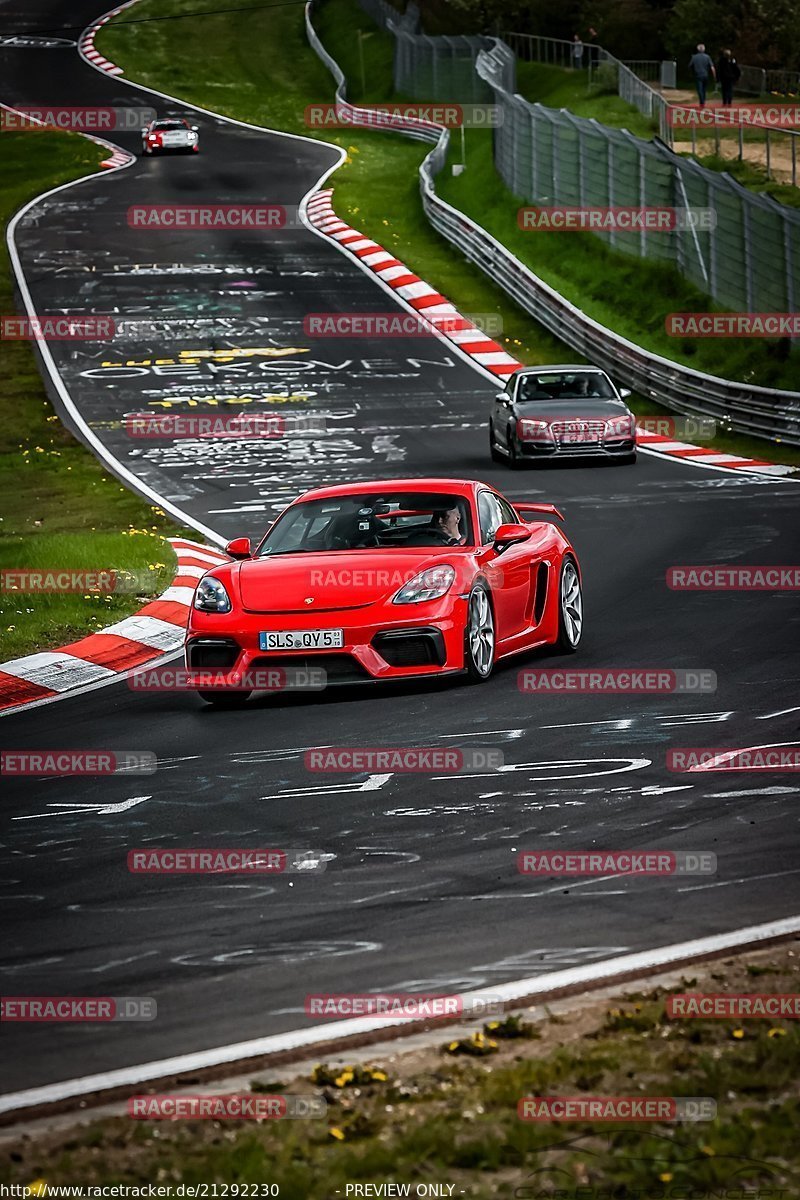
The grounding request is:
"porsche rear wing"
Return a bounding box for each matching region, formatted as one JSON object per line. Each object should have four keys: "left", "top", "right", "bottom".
{"left": 513, "top": 502, "right": 565, "bottom": 522}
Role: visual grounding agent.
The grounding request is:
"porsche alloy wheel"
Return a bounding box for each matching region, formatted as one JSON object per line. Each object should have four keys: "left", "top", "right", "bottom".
{"left": 556, "top": 556, "right": 583, "bottom": 652}
{"left": 465, "top": 585, "right": 495, "bottom": 681}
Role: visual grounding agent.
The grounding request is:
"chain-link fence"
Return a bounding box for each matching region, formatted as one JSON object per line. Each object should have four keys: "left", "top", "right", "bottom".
{"left": 476, "top": 47, "right": 800, "bottom": 316}
{"left": 392, "top": 26, "right": 496, "bottom": 102}
{"left": 360, "top": 4, "right": 800, "bottom": 315}
{"left": 307, "top": 1, "right": 800, "bottom": 439}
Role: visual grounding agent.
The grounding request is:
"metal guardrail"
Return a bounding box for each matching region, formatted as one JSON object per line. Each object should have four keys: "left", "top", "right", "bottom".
{"left": 767, "top": 68, "right": 800, "bottom": 94}
{"left": 737, "top": 64, "right": 767, "bottom": 95}
{"left": 500, "top": 32, "right": 598, "bottom": 73}
{"left": 305, "top": 2, "right": 800, "bottom": 447}
{"left": 622, "top": 59, "right": 662, "bottom": 83}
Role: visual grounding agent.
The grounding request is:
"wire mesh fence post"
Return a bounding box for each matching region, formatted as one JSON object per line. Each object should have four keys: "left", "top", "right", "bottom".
{"left": 607, "top": 139, "right": 616, "bottom": 251}
{"left": 743, "top": 201, "right": 754, "bottom": 312}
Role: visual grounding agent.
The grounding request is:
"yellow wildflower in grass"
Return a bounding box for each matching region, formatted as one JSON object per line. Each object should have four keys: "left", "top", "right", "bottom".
{"left": 732, "top": 1029, "right": 745, "bottom": 1039}
{"left": 329, "top": 1127, "right": 346, "bottom": 1141}
{"left": 767, "top": 1027, "right": 787, "bottom": 1038}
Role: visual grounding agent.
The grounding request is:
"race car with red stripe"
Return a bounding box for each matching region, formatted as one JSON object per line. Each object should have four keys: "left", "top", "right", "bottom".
{"left": 185, "top": 478, "right": 583, "bottom": 706}
{"left": 141, "top": 117, "right": 199, "bottom": 155}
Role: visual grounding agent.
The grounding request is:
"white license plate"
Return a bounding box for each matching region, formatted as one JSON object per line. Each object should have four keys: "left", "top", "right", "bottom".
{"left": 162, "top": 133, "right": 185, "bottom": 145}
{"left": 562, "top": 427, "right": 596, "bottom": 444}
{"left": 259, "top": 628, "right": 344, "bottom": 651}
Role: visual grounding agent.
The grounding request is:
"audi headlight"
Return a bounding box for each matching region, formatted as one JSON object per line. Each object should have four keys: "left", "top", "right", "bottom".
{"left": 517, "top": 418, "right": 552, "bottom": 441}
{"left": 194, "top": 576, "right": 232, "bottom": 613}
{"left": 393, "top": 565, "right": 455, "bottom": 605}
{"left": 605, "top": 414, "right": 635, "bottom": 436}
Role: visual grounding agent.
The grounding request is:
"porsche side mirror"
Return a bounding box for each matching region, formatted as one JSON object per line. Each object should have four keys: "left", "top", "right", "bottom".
{"left": 225, "top": 537, "right": 252, "bottom": 559}
{"left": 619, "top": 387, "right": 632, "bottom": 399}
{"left": 493, "top": 523, "right": 532, "bottom": 553}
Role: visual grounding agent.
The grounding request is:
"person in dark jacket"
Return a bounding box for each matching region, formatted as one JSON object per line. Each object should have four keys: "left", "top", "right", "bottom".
{"left": 689, "top": 43, "right": 716, "bottom": 106}
{"left": 717, "top": 49, "right": 741, "bottom": 105}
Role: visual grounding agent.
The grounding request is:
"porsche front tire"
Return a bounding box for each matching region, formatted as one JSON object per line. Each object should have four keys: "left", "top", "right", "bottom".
{"left": 554, "top": 555, "right": 583, "bottom": 654}
{"left": 464, "top": 584, "right": 495, "bottom": 682}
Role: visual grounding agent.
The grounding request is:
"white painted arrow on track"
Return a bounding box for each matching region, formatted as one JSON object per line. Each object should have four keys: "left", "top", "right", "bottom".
{"left": 13, "top": 796, "right": 151, "bottom": 821}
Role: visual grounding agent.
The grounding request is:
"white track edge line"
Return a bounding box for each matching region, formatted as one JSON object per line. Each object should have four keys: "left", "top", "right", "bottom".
{"left": 1, "top": 914, "right": 798, "bottom": 1115}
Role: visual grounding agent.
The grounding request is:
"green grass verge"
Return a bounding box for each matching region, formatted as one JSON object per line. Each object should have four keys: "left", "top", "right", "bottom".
{"left": 1, "top": 948, "right": 798, "bottom": 1193}
{"left": 678, "top": 151, "right": 800, "bottom": 209}
{"left": 96, "top": 0, "right": 800, "bottom": 467}
{"left": 0, "top": 130, "right": 182, "bottom": 662}
{"left": 516, "top": 62, "right": 658, "bottom": 140}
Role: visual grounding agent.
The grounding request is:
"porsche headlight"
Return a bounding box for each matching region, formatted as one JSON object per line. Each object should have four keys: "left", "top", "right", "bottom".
{"left": 393, "top": 565, "right": 455, "bottom": 605}
{"left": 194, "top": 576, "right": 232, "bottom": 613}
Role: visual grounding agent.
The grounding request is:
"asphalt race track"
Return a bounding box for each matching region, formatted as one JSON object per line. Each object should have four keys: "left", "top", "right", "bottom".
{"left": 1, "top": 0, "right": 799, "bottom": 1098}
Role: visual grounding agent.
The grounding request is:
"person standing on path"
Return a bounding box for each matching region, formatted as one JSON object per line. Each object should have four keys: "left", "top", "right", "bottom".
{"left": 689, "top": 43, "right": 716, "bottom": 106}
{"left": 572, "top": 34, "right": 584, "bottom": 69}
{"left": 717, "top": 49, "right": 741, "bottom": 105}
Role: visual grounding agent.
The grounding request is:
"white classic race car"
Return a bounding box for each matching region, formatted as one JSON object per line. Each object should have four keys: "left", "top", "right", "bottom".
{"left": 141, "top": 117, "right": 199, "bottom": 155}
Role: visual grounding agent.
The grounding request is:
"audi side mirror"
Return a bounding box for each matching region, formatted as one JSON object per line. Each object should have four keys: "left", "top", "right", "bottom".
{"left": 493, "top": 523, "right": 532, "bottom": 553}
{"left": 225, "top": 537, "right": 252, "bottom": 559}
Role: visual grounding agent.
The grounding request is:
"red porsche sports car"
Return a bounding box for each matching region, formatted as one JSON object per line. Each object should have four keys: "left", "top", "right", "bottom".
{"left": 185, "top": 478, "right": 583, "bottom": 705}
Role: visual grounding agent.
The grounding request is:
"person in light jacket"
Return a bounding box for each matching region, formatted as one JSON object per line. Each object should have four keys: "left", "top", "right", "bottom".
{"left": 689, "top": 43, "right": 716, "bottom": 106}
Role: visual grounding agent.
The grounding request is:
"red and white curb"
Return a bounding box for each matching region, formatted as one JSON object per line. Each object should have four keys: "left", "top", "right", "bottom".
{"left": 0, "top": 101, "right": 133, "bottom": 172}
{"left": 635, "top": 429, "right": 794, "bottom": 475}
{"left": 78, "top": 0, "right": 142, "bottom": 76}
{"left": 0, "top": 540, "right": 227, "bottom": 714}
{"left": 94, "top": 143, "right": 134, "bottom": 169}
{"left": 306, "top": 188, "right": 520, "bottom": 379}
{"left": 306, "top": 187, "right": 795, "bottom": 479}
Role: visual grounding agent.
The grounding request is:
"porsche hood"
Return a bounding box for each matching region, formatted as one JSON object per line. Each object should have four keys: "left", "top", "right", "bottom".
{"left": 235, "top": 551, "right": 467, "bottom": 613}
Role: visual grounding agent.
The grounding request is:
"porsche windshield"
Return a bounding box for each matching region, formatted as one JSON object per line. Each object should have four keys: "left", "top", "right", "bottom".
{"left": 257, "top": 493, "right": 474, "bottom": 555}
{"left": 517, "top": 371, "right": 615, "bottom": 401}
